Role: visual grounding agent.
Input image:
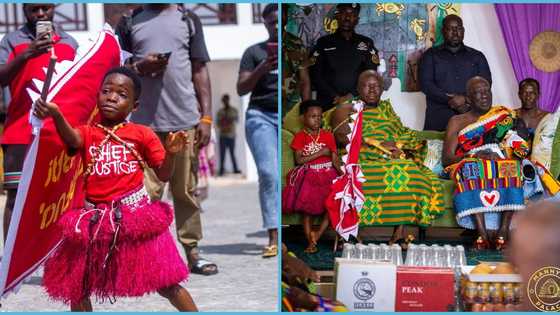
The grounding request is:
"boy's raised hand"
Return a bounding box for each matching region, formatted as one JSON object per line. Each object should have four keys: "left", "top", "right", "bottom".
{"left": 33, "top": 98, "right": 60, "bottom": 119}
{"left": 165, "top": 131, "right": 189, "bottom": 154}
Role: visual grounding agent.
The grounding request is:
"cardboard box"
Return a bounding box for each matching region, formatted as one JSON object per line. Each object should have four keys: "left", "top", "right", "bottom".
{"left": 395, "top": 266, "right": 455, "bottom": 311}
{"left": 335, "top": 258, "right": 396, "bottom": 312}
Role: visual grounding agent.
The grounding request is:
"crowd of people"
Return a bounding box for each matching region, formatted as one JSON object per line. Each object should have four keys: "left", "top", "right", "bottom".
{"left": 283, "top": 2, "right": 559, "bottom": 248}
{"left": 282, "top": 0, "right": 558, "bottom": 270}
{"left": 0, "top": 3, "right": 279, "bottom": 311}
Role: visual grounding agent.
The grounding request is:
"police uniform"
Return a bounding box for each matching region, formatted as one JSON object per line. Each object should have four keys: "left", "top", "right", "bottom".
{"left": 310, "top": 32, "right": 379, "bottom": 110}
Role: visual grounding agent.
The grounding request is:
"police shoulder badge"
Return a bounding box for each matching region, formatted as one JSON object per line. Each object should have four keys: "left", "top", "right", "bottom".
{"left": 357, "top": 41, "right": 368, "bottom": 51}
{"left": 371, "top": 50, "right": 380, "bottom": 65}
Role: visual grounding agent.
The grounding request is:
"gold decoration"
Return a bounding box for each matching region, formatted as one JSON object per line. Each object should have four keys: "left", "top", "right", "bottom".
{"left": 410, "top": 18, "right": 426, "bottom": 42}
{"left": 529, "top": 31, "right": 560, "bottom": 73}
{"left": 375, "top": 3, "right": 405, "bottom": 18}
{"left": 371, "top": 52, "right": 380, "bottom": 65}
{"left": 528, "top": 266, "right": 560, "bottom": 311}
{"left": 539, "top": 278, "right": 560, "bottom": 298}
{"left": 437, "top": 3, "right": 460, "bottom": 15}
{"left": 324, "top": 17, "right": 338, "bottom": 34}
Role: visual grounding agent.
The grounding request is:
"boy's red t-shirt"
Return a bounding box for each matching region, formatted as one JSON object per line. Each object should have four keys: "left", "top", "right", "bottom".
{"left": 291, "top": 129, "right": 337, "bottom": 165}
{"left": 77, "top": 123, "right": 165, "bottom": 203}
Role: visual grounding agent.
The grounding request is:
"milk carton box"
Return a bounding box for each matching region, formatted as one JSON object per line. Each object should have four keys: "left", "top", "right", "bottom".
{"left": 395, "top": 266, "right": 455, "bottom": 311}
{"left": 335, "top": 258, "right": 397, "bottom": 312}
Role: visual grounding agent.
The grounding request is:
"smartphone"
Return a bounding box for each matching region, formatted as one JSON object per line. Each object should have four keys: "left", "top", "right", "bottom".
{"left": 36, "top": 21, "right": 53, "bottom": 40}
{"left": 158, "top": 51, "right": 172, "bottom": 60}
{"left": 266, "top": 42, "right": 278, "bottom": 58}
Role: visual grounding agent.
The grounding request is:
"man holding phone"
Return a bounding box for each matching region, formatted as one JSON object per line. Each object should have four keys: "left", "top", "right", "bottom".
{"left": 237, "top": 3, "right": 279, "bottom": 258}
{"left": 115, "top": 4, "right": 217, "bottom": 276}
{"left": 0, "top": 3, "right": 78, "bottom": 243}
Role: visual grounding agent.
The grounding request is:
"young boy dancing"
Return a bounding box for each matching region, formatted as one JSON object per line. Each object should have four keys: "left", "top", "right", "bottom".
{"left": 34, "top": 67, "right": 197, "bottom": 311}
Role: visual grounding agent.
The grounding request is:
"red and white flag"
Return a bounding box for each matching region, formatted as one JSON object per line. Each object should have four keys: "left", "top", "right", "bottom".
{"left": 0, "top": 26, "right": 121, "bottom": 297}
{"left": 326, "top": 101, "right": 366, "bottom": 240}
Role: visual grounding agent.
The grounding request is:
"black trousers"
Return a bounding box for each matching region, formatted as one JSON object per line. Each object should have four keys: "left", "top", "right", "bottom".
{"left": 219, "top": 136, "right": 239, "bottom": 173}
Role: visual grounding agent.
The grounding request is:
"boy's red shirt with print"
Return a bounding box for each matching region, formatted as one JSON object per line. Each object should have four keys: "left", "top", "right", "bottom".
{"left": 77, "top": 123, "right": 165, "bottom": 203}
{"left": 291, "top": 129, "right": 337, "bottom": 165}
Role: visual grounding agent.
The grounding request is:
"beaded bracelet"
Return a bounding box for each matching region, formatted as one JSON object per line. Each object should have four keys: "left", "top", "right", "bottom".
{"left": 200, "top": 115, "right": 213, "bottom": 125}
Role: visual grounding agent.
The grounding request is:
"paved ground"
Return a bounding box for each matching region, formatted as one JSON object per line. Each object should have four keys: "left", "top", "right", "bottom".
{"left": 0, "top": 176, "right": 278, "bottom": 311}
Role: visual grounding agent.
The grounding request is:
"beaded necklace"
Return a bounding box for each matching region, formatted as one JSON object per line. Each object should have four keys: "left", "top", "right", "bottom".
{"left": 303, "top": 128, "right": 322, "bottom": 155}
{"left": 84, "top": 123, "right": 147, "bottom": 178}
{"left": 304, "top": 128, "right": 320, "bottom": 144}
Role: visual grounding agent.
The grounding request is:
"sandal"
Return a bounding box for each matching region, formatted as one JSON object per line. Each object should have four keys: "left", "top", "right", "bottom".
{"left": 190, "top": 258, "right": 219, "bottom": 276}
{"left": 494, "top": 236, "right": 507, "bottom": 251}
{"left": 473, "top": 236, "right": 491, "bottom": 251}
{"left": 262, "top": 245, "right": 278, "bottom": 258}
{"left": 186, "top": 246, "right": 218, "bottom": 276}
{"left": 304, "top": 244, "right": 318, "bottom": 254}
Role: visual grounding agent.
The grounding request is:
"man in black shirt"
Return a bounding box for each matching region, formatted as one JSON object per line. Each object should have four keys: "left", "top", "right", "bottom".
{"left": 310, "top": 3, "right": 380, "bottom": 110}
{"left": 419, "top": 14, "right": 492, "bottom": 131}
{"left": 237, "top": 4, "right": 279, "bottom": 258}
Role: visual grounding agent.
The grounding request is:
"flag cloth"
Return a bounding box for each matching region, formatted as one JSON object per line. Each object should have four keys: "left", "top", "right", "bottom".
{"left": 326, "top": 101, "right": 365, "bottom": 240}
{"left": 0, "top": 26, "right": 121, "bottom": 297}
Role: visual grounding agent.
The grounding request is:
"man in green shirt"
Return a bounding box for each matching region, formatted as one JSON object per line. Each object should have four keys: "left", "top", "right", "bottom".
{"left": 216, "top": 94, "right": 240, "bottom": 175}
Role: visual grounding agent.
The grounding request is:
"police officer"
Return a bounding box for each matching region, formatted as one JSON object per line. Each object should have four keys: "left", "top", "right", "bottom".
{"left": 310, "top": 3, "right": 379, "bottom": 111}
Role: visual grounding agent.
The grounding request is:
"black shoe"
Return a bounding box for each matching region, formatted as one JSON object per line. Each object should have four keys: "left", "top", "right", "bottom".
{"left": 233, "top": 170, "right": 241, "bottom": 174}
{"left": 185, "top": 246, "right": 219, "bottom": 276}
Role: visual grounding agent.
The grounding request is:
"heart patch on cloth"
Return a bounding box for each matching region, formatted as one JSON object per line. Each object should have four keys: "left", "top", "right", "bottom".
{"left": 480, "top": 190, "right": 500, "bottom": 207}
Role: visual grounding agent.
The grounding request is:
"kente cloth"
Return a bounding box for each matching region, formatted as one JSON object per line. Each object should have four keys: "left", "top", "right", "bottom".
{"left": 282, "top": 284, "right": 348, "bottom": 312}
{"left": 282, "top": 251, "right": 349, "bottom": 312}
{"left": 451, "top": 158, "right": 524, "bottom": 230}
{"left": 521, "top": 159, "right": 560, "bottom": 201}
{"left": 455, "top": 106, "right": 529, "bottom": 159}
{"left": 358, "top": 99, "right": 445, "bottom": 226}
{"left": 450, "top": 106, "right": 530, "bottom": 230}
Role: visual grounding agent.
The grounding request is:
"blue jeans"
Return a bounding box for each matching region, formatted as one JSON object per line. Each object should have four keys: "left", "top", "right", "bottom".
{"left": 245, "top": 108, "right": 278, "bottom": 230}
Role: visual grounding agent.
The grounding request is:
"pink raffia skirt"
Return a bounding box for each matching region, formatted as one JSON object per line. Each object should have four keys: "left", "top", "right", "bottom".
{"left": 43, "top": 186, "right": 188, "bottom": 305}
{"left": 282, "top": 162, "right": 338, "bottom": 216}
